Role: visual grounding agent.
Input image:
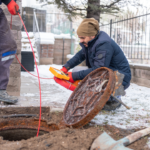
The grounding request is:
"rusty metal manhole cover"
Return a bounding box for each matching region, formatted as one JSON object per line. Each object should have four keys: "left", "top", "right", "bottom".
{"left": 63, "top": 67, "right": 116, "bottom": 128}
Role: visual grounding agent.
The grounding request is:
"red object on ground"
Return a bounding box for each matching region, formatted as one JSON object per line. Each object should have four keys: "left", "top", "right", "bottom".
{"left": 60, "top": 67, "right": 68, "bottom": 74}
{"left": 54, "top": 77, "right": 76, "bottom": 91}
{"left": 67, "top": 72, "right": 74, "bottom": 83}
{"left": 7, "top": 0, "right": 19, "bottom": 15}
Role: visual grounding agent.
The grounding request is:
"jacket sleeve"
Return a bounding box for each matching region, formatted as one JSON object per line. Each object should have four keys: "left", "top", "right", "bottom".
{"left": 64, "top": 49, "right": 85, "bottom": 70}
{"left": 72, "top": 42, "right": 114, "bottom": 81}
{"left": 2, "top": 0, "right": 12, "bottom": 5}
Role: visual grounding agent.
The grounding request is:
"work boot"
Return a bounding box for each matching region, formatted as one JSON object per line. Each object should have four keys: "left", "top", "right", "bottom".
{"left": 102, "top": 96, "right": 122, "bottom": 111}
{"left": 0, "top": 90, "right": 18, "bottom": 104}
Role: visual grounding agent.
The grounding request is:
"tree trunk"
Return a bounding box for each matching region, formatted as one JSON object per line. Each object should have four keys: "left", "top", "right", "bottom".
{"left": 87, "top": 0, "right": 100, "bottom": 23}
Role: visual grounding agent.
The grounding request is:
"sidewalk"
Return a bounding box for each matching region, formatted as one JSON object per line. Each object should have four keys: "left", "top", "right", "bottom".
{"left": 19, "top": 73, "right": 72, "bottom": 110}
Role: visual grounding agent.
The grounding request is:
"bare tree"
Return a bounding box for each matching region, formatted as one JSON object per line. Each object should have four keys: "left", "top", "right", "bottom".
{"left": 44, "top": 0, "right": 142, "bottom": 22}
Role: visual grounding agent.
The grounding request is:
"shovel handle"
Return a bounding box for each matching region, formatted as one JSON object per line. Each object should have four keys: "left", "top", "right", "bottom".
{"left": 121, "top": 127, "right": 150, "bottom": 146}
{"left": 111, "top": 95, "right": 130, "bottom": 109}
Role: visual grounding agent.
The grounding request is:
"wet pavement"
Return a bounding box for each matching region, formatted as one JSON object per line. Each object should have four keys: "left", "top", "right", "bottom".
{"left": 19, "top": 75, "right": 70, "bottom": 110}
{"left": 0, "top": 74, "right": 72, "bottom": 112}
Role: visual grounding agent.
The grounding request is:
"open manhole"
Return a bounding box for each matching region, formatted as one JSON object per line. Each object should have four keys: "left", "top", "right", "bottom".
{"left": 0, "top": 118, "right": 59, "bottom": 141}
{"left": 0, "top": 107, "right": 59, "bottom": 141}
{"left": 0, "top": 129, "right": 48, "bottom": 141}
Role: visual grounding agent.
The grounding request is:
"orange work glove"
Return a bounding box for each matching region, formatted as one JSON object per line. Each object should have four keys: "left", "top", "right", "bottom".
{"left": 60, "top": 67, "right": 68, "bottom": 74}
{"left": 67, "top": 72, "right": 75, "bottom": 83}
{"left": 7, "top": 0, "right": 19, "bottom": 15}
{"left": 54, "top": 76, "right": 76, "bottom": 91}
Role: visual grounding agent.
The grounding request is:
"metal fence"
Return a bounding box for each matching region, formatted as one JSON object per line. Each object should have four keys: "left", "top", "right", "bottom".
{"left": 22, "top": 7, "right": 75, "bottom": 64}
{"left": 46, "top": 13, "right": 72, "bottom": 34}
{"left": 22, "top": 7, "right": 73, "bottom": 34}
{"left": 22, "top": 7, "right": 46, "bottom": 32}
{"left": 101, "top": 13, "right": 150, "bottom": 61}
{"left": 33, "top": 9, "right": 41, "bottom": 64}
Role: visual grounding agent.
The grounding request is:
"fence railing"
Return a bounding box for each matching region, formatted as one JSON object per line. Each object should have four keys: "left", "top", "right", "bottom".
{"left": 22, "top": 7, "right": 73, "bottom": 34}
{"left": 46, "top": 13, "right": 72, "bottom": 34}
{"left": 33, "top": 9, "right": 41, "bottom": 64}
{"left": 101, "top": 13, "right": 150, "bottom": 62}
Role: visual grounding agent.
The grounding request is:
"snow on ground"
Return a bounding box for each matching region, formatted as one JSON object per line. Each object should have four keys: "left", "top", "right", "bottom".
{"left": 21, "top": 64, "right": 150, "bottom": 130}
{"left": 93, "top": 83, "right": 150, "bottom": 129}
{"left": 21, "top": 64, "right": 72, "bottom": 107}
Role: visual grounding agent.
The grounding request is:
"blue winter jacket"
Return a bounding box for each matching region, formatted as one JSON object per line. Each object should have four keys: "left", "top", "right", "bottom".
{"left": 0, "top": 0, "right": 12, "bottom": 5}
{"left": 64, "top": 31, "right": 131, "bottom": 87}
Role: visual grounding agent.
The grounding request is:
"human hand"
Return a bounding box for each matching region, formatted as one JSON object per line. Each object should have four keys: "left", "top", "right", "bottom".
{"left": 60, "top": 67, "right": 68, "bottom": 74}
{"left": 7, "top": 0, "right": 19, "bottom": 15}
{"left": 67, "top": 72, "right": 75, "bottom": 83}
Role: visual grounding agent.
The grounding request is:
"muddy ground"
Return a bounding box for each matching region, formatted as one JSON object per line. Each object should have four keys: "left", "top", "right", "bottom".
{"left": 0, "top": 107, "right": 149, "bottom": 150}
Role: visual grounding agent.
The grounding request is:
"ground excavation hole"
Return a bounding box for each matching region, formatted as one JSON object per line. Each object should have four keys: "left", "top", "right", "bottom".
{"left": 0, "top": 107, "right": 52, "bottom": 141}
{"left": 0, "top": 129, "right": 49, "bottom": 141}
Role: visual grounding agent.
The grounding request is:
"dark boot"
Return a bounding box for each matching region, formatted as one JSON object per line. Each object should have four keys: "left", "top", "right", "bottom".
{"left": 102, "top": 96, "right": 122, "bottom": 111}
{"left": 0, "top": 90, "right": 18, "bottom": 104}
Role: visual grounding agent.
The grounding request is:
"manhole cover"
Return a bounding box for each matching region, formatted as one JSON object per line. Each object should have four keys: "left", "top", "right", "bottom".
{"left": 63, "top": 67, "right": 116, "bottom": 128}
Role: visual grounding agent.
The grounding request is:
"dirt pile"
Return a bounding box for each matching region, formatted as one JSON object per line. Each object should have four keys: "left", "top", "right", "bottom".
{"left": 0, "top": 110, "right": 149, "bottom": 150}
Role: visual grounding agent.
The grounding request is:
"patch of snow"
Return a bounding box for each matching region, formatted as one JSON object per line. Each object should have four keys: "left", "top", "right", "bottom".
{"left": 54, "top": 33, "right": 76, "bottom": 40}
{"left": 67, "top": 54, "right": 74, "bottom": 59}
{"left": 21, "top": 32, "right": 39, "bottom": 62}
{"left": 130, "top": 63, "right": 150, "bottom": 67}
{"left": 22, "top": 32, "right": 34, "bottom": 39}
{"left": 39, "top": 32, "right": 55, "bottom": 44}
{"left": 22, "top": 93, "right": 36, "bottom": 97}
{"left": 93, "top": 83, "right": 150, "bottom": 129}
{"left": 21, "top": 64, "right": 72, "bottom": 106}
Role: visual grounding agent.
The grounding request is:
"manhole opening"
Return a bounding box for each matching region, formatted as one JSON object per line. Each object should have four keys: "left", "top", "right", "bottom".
{"left": 0, "top": 129, "right": 49, "bottom": 141}
{"left": 0, "top": 106, "right": 52, "bottom": 141}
